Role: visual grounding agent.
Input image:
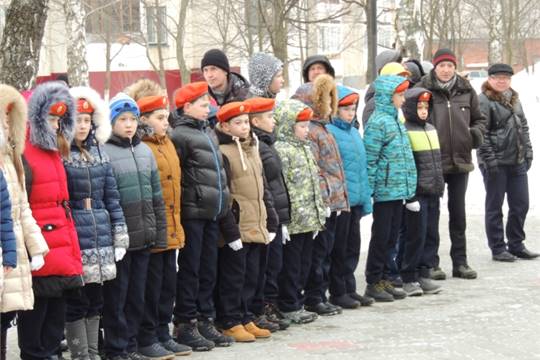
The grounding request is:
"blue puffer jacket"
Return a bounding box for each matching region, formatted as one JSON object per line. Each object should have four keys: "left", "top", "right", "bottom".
{"left": 327, "top": 86, "right": 372, "bottom": 214}
{"left": 0, "top": 171, "right": 17, "bottom": 268}
{"left": 364, "top": 75, "right": 417, "bottom": 203}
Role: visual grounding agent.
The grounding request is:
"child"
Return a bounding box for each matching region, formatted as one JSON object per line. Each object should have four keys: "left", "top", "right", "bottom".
{"left": 124, "top": 80, "right": 191, "bottom": 358}
{"left": 19, "top": 81, "right": 84, "bottom": 359}
{"left": 169, "top": 82, "right": 232, "bottom": 351}
{"left": 63, "top": 86, "right": 129, "bottom": 360}
{"left": 293, "top": 74, "right": 349, "bottom": 316}
{"left": 247, "top": 52, "right": 284, "bottom": 99}
{"left": 102, "top": 93, "right": 167, "bottom": 359}
{"left": 274, "top": 99, "right": 326, "bottom": 324}
{"left": 326, "top": 86, "right": 374, "bottom": 309}
{"left": 214, "top": 101, "right": 278, "bottom": 342}
{"left": 0, "top": 85, "right": 48, "bottom": 358}
{"left": 363, "top": 75, "right": 417, "bottom": 302}
{"left": 244, "top": 97, "right": 290, "bottom": 331}
{"left": 400, "top": 88, "right": 443, "bottom": 296}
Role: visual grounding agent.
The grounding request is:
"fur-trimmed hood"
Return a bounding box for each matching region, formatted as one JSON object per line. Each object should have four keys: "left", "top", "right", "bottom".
{"left": 0, "top": 84, "right": 27, "bottom": 156}
{"left": 481, "top": 81, "right": 519, "bottom": 108}
{"left": 28, "top": 81, "right": 75, "bottom": 150}
{"left": 124, "top": 78, "right": 166, "bottom": 101}
{"left": 292, "top": 74, "right": 338, "bottom": 122}
{"left": 69, "top": 86, "right": 111, "bottom": 144}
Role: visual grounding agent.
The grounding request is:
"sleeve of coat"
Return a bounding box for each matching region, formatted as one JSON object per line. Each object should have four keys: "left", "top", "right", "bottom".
{"left": 363, "top": 119, "right": 386, "bottom": 192}
{"left": 171, "top": 132, "right": 189, "bottom": 165}
{"left": 218, "top": 155, "right": 241, "bottom": 243}
{"left": 19, "top": 181, "right": 49, "bottom": 258}
{"left": 308, "top": 128, "right": 330, "bottom": 205}
{"left": 1, "top": 173, "right": 17, "bottom": 268}
{"left": 476, "top": 95, "right": 497, "bottom": 169}
{"left": 103, "top": 162, "right": 129, "bottom": 249}
{"left": 150, "top": 158, "right": 168, "bottom": 249}
{"left": 469, "top": 90, "right": 488, "bottom": 148}
{"left": 262, "top": 172, "right": 279, "bottom": 233}
{"left": 517, "top": 101, "right": 533, "bottom": 163}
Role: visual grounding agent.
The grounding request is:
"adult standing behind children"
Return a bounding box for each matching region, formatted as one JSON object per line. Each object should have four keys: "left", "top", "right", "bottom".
{"left": 416, "top": 48, "right": 487, "bottom": 280}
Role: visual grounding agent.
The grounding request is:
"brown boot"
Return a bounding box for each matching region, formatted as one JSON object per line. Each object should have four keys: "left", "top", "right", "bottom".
{"left": 222, "top": 325, "right": 256, "bottom": 343}
{"left": 244, "top": 322, "right": 271, "bottom": 339}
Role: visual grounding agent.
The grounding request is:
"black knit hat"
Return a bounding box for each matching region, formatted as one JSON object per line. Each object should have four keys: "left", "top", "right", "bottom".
{"left": 488, "top": 63, "right": 514, "bottom": 76}
{"left": 432, "top": 48, "right": 457, "bottom": 67}
{"left": 201, "top": 49, "right": 230, "bottom": 73}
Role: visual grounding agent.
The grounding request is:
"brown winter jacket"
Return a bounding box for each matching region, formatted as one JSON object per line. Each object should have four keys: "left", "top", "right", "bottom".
{"left": 143, "top": 132, "right": 185, "bottom": 251}
{"left": 416, "top": 72, "right": 487, "bottom": 174}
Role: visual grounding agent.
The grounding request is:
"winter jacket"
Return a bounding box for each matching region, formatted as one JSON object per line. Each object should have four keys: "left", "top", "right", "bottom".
{"left": 216, "top": 127, "right": 277, "bottom": 244}
{"left": 364, "top": 75, "right": 417, "bottom": 203}
{"left": 327, "top": 87, "right": 372, "bottom": 214}
{"left": 209, "top": 72, "right": 250, "bottom": 106}
{"left": 0, "top": 84, "right": 48, "bottom": 312}
{"left": 248, "top": 53, "right": 283, "bottom": 99}
{"left": 24, "top": 82, "right": 84, "bottom": 297}
{"left": 252, "top": 126, "right": 290, "bottom": 224}
{"left": 104, "top": 134, "right": 167, "bottom": 251}
{"left": 0, "top": 172, "right": 16, "bottom": 269}
{"left": 477, "top": 81, "right": 533, "bottom": 170}
{"left": 64, "top": 86, "right": 129, "bottom": 284}
{"left": 402, "top": 88, "right": 445, "bottom": 198}
{"left": 274, "top": 100, "right": 326, "bottom": 235}
{"left": 169, "top": 113, "right": 229, "bottom": 221}
{"left": 416, "top": 72, "right": 487, "bottom": 174}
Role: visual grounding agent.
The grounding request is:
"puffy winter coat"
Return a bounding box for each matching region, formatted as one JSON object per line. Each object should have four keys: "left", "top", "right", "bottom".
{"left": 24, "top": 82, "right": 84, "bottom": 297}
{"left": 252, "top": 126, "right": 290, "bottom": 224}
{"left": 416, "top": 72, "right": 487, "bottom": 174}
{"left": 402, "top": 88, "right": 445, "bottom": 198}
{"left": 0, "top": 171, "right": 16, "bottom": 302}
{"left": 104, "top": 134, "right": 167, "bottom": 251}
{"left": 364, "top": 75, "right": 417, "bottom": 203}
{"left": 143, "top": 131, "right": 185, "bottom": 251}
{"left": 274, "top": 100, "right": 326, "bottom": 235}
{"left": 0, "top": 84, "right": 48, "bottom": 312}
{"left": 169, "top": 113, "right": 229, "bottom": 221}
{"left": 477, "top": 81, "right": 533, "bottom": 169}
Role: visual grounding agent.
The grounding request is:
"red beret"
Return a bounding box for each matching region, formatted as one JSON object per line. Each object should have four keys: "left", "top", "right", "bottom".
{"left": 175, "top": 82, "right": 208, "bottom": 109}
{"left": 50, "top": 101, "right": 67, "bottom": 116}
{"left": 77, "top": 98, "right": 94, "bottom": 114}
{"left": 418, "top": 91, "right": 431, "bottom": 102}
{"left": 137, "top": 95, "right": 169, "bottom": 114}
{"left": 339, "top": 93, "right": 359, "bottom": 106}
{"left": 394, "top": 80, "right": 410, "bottom": 94}
{"left": 296, "top": 107, "right": 313, "bottom": 122}
{"left": 244, "top": 97, "right": 275, "bottom": 114}
{"left": 216, "top": 101, "right": 251, "bottom": 123}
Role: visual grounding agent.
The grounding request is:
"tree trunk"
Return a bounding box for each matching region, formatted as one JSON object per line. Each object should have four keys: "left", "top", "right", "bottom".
{"left": 64, "top": 0, "right": 90, "bottom": 87}
{"left": 154, "top": 0, "right": 166, "bottom": 88}
{"left": 0, "top": 0, "right": 49, "bottom": 90}
{"left": 176, "top": 0, "right": 190, "bottom": 84}
{"left": 366, "top": 0, "right": 377, "bottom": 83}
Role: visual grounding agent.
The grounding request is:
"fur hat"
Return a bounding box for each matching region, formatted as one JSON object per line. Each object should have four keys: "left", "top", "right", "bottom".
{"left": 28, "top": 81, "right": 75, "bottom": 151}
{"left": 70, "top": 86, "right": 111, "bottom": 144}
{"left": 0, "top": 84, "right": 27, "bottom": 156}
{"left": 292, "top": 74, "right": 338, "bottom": 120}
{"left": 124, "top": 78, "right": 166, "bottom": 101}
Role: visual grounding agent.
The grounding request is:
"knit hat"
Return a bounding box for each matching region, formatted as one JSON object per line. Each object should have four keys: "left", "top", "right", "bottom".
{"left": 137, "top": 95, "right": 169, "bottom": 114}
{"left": 201, "top": 49, "right": 230, "bottom": 73}
{"left": 175, "top": 81, "right": 208, "bottom": 109}
{"left": 432, "top": 48, "right": 457, "bottom": 67}
{"left": 109, "top": 92, "right": 139, "bottom": 124}
{"left": 488, "top": 63, "right": 514, "bottom": 76}
{"left": 216, "top": 101, "right": 251, "bottom": 123}
{"left": 248, "top": 52, "right": 283, "bottom": 97}
{"left": 244, "top": 97, "right": 275, "bottom": 114}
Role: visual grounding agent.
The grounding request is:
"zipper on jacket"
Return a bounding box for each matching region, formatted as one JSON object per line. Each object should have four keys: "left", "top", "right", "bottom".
{"left": 203, "top": 131, "right": 223, "bottom": 220}
{"left": 86, "top": 164, "right": 103, "bottom": 283}
{"left": 447, "top": 100, "right": 455, "bottom": 165}
{"left": 159, "top": 144, "right": 178, "bottom": 246}
{"left": 424, "top": 127, "right": 440, "bottom": 195}
{"left": 249, "top": 151, "right": 266, "bottom": 243}
{"left": 129, "top": 139, "right": 147, "bottom": 248}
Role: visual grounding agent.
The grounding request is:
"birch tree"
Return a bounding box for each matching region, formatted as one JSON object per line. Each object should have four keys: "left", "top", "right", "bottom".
{"left": 65, "top": 0, "right": 90, "bottom": 86}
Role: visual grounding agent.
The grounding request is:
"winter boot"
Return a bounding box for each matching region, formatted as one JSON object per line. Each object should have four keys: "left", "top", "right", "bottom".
{"left": 85, "top": 316, "right": 102, "bottom": 360}
{"left": 175, "top": 320, "right": 215, "bottom": 351}
{"left": 65, "top": 319, "right": 90, "bottom": 360}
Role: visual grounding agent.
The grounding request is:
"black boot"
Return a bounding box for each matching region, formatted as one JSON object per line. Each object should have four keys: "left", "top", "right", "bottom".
{"left": 175, "top": 320, "right": 215, "bottom": 352}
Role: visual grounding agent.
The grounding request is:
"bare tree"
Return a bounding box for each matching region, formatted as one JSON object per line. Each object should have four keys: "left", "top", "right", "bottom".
{"left": 65, "top": 0, "right": 90, "bottom": 86}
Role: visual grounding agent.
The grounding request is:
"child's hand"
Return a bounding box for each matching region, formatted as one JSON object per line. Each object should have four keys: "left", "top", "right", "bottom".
{"left": 405, "top": 201, "right": 421, "bottom": 212}
{"left": 114, "top": 247, "right": 127, "bottom": 262}
{"left": 268, "top": 232, "right": 276, "bottom": 242}
{"left": 228, "top": 239, "right": 243, "bottom": 251}
{"left": 282, "top": 226, "right": 291, "bottom": 245}
{"left": 30, "top": 255, "right": 45, "bottom": 271}
{"left": 325, "top": 207, "right": 331, "bottom": 218}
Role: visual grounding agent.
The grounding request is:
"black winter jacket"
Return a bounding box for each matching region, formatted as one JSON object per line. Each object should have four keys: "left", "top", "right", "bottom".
{"left": 169, "top": 113, "right": 229, "bottom": 221}
{"left": 209, "top": 72, "right": 250, "bottom": 107}
{"left": 477, "top": 82, "right": 533, "bottom": 169}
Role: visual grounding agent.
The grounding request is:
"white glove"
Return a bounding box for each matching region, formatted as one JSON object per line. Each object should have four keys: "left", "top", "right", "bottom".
{"left": 30, "top": 255, "right": 45, "bottom": 271}
{"left": 325, "top": 207, "right": 331, "bottom": 218}
{"left": 282, "top": 225, "right": 291, "bottom": 245}
{"left": 114, "top": 247, "right": 127, "bottom": 262}
{"left": 268, "top": 232, "right": 276, "bottom": 242}
{"left": 313, "top": 231, "right": 319, "bottom": 239}
{"left": 228, "top": 239, "right": 243, "bottom": 251}
{"left": 405, "top": 201, "right": 421, "bottom": 212}
{"left": 336, "top": 210, "right": 342, "bottom": 217}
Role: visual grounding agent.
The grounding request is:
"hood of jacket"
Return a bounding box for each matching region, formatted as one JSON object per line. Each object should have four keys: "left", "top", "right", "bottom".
{"left": 402, "top": 87, "right": 432, "bottom": 125}
{"left": 302, "top": 54, "right": 335, "bottom": 83}
{"left": 248, "top": 53, "right": 283, "bottom": 98}
{"left": 292, "top": 74, "right": 338, "bottom": 122}
{"left": 69, "top": 86, "right": 111, "bottom": 145}
{"left": 404, "top": 59, "right": 426, "bottom": 86}
{"left": 373, "top": 75, "right": 408, "bottom": 118}
{"left": 274, "top": 99, "right": 309, "bottom": 145}
{"left": 375, "top": 49, "right": 402, "bottom": 74}
{"left": 0, "top": 84, "right": 27, "bottom": 157}
{"left": 334, "top": 84, "right": 360, "bottom": 125}
{"left": 28, "top": 81, "right": 75, "bottom": 151}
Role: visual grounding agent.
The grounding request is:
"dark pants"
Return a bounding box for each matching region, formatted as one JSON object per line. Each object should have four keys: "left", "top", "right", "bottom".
{"left": 17, "top": 296, "right": 66, "bottom": 360}
{"left": 278, "top": 232, "right": 313, "bottom": 312}
{"left": 365, "top": 201, "right": 403, "bottom": 285}
{"left": 102, "top": 249, "right": 150, "bottom": 357}
{"left": 1, "top": 311, "right": 16, "bottom": 332}
{"left": 66, "top": 283, "right": 104, "bottom": 322}
{"left": 400, "top": 196, "right": 441, "bottom": 283}
{"left": 482, "top": 164, "right": 529, "bottom": 255}
{"left": 173, "top": 219, "right": 219, "bottom": 323}
{"left": 386, "top": 207, "right": 407, "bottom": 279}
{"left": 443, "top": 172, "right": 469, "bottom": 267}
{"left": 305, "top": 213, "right": 337, "bottom": 306}
{"left": 329, "top": 206, "right": 362, "bottom": 297}
{"left": 139, "top": 250, "right": 177, "bottom": 347}
{"left": 263, "top": 226, "right": 284, "bottom": 305}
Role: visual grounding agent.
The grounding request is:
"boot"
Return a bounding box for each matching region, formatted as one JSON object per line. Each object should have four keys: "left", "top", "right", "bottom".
{"left": 85, "top": 316, "right": 102, "bottom": 360}
{"left": 1, "top": 330, "right": 7, "bottom": 360}
{"left": 65, "top": 319, "right": 90, "bottom": 360}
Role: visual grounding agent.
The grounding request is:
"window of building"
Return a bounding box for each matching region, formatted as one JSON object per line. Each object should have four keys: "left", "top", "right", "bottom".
{"left": 146, "top": 5, "right": 167, "bottom": 45}
{"left": 318, "top": 23, "right": 342, "bottom": 54}
{"left": 85, "top": 0, "right": 141, "bottom": 38}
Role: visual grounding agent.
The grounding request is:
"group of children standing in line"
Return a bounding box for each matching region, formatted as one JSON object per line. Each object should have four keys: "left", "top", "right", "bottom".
{"left": 0, "top": 48, "right": 451, "bottom": 360}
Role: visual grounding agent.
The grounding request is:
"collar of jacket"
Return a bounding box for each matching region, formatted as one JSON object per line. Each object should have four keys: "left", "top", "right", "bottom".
{"left": 107, "top": 133, "right": 141, "bottom": 148}
{"left": 330, "top": 117, "right": 353, "bottom": 130}
{"left": 481, "top": 81, "right": 519, "bottom": 109}
{"left": 209, "top": 72, "right": 249, "bottom": 105}
{"left": 252, "top": 125, "right": 275, "bottom": 145}
{"left": 422, "top": 71, "right": 473, "bottom": 96}
{"left": 171, "top": 112, "right": 208, "bottom": 130}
